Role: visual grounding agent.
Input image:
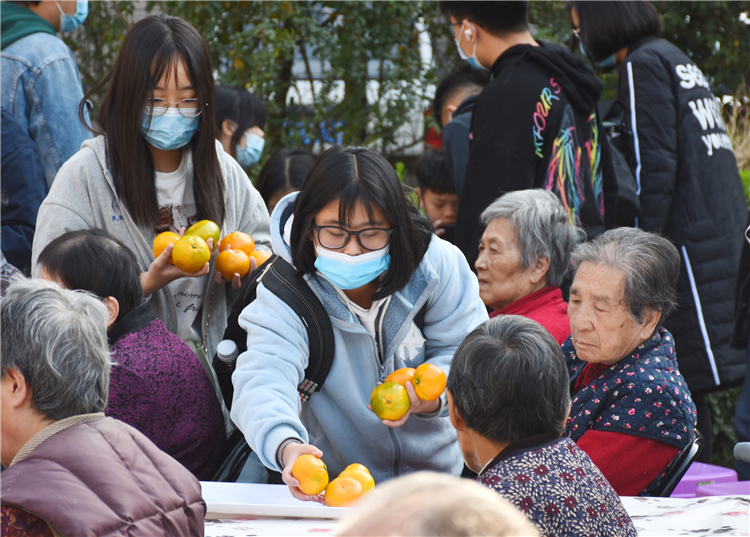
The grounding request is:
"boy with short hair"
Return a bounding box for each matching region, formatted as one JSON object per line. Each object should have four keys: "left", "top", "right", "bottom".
{"left": 415, "top": 150, "right": 459, "bottom": 243}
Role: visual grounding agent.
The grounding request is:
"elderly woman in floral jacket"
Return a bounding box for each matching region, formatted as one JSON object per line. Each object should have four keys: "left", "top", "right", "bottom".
{"left": 564, "top": 227, "right": 697, "bottom": 496}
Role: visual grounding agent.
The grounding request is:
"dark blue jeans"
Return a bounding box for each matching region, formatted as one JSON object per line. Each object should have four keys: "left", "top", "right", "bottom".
{"left": 735, "top": 345, "right": 750, "bottom": 481}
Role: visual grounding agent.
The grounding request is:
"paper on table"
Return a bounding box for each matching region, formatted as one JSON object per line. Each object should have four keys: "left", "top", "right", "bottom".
{"left": 201, "top": 482, "right": 349, "bottom": 520}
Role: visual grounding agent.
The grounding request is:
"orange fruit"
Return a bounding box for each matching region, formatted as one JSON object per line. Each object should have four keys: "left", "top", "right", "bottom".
{"left": 344, "top": 463, "right": 370, "bottom": 475}
{"left": 219, "top": 231, "right": 255, "bottom": 256}
{"left": 172, "top": 235, "right": 210, "bottom": 272}
{"left": 385, "top": 367, "right": 416, "bottom": 386}
{"left": 370, "top": 382, "right": 410, "bottom": 421}
{"left": 292, "top": 454, "right": 329, "bottom": 496}
{"left": 215, "top": 248, "right": 250, "bottom": 280}
{"left": 413, "top": 363, "right": 446, "bottom": 401}
{"left": 153, "top": 231, "right": 179, "bottom": 264}
{"left": 338, "top": 468, "right": 375, "bottom": 493}
{"left": 325, "top": 476, "right": 364, "bottom": 507}
{"left": 249, "top": 249, "right": 272, "bottom": 267}
{"left": 185, "top": 220, "right": 221, "bottom": 248}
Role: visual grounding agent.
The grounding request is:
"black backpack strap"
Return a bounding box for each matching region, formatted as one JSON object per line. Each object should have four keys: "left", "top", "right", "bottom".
{"left": 414, "top": 302, "right": 427, "bottom": 332}
{"left": 261, "top": 258, "right": 336, "bottom": 402}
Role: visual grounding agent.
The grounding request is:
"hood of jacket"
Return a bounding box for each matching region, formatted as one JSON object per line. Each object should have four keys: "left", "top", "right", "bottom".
{"left": 492, "top": 41, "right": 602, "bottom": 112}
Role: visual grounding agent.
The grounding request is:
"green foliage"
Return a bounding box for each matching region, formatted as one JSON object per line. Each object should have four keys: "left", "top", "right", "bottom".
{"left": 707, "top": 387, "right": 741, "bottom": 468}
{"left": 741, "top": 170, "right": 750, "bottom": 208}
{"left": 150, "top": 1, "right": 436, "bottom": 163}
{"left": 655, "top": 1, "right": 750, "bottom": 94}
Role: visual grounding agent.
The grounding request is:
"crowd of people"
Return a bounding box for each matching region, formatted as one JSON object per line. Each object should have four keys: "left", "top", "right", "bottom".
{"left": 0, "top": 1, "right": 747, "bottom": 536}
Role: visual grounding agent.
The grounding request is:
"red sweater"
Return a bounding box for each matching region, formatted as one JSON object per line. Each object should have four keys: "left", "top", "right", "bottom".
{"left": 573, "top": 362, "right": 680, "bottom": 496}
{"left": 490, "top": 286, "right": 571, "bottom": 344}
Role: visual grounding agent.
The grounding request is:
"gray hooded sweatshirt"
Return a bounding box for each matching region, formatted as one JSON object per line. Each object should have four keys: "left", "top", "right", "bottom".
{"left": 32, "top": 136, "right": 272, "bottom": 360}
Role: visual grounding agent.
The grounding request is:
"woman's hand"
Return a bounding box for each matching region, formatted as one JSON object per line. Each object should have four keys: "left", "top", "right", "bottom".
{"left": 213, "top": 246, "right": 259, "bottom": 290}
{"left": 280, "top": 442, "right": 326, "bottom": 504}
{"left": 141, "top": 237, "right": 213, "bottom": 296}
{"left": 368, "top": 381, "right": 441, "bottom": 428}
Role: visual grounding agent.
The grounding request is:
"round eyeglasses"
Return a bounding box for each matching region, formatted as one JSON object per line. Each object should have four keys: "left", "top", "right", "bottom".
{"left": 313, "top": 225, "right": 393, "bottom": 251}
{"left": 144, "top": 98, "right": 201, "bottom": 118}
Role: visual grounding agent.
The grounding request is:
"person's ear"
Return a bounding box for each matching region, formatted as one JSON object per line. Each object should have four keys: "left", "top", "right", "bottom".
{"left": 637, "top": 309, "right": 661, "bottom": 340}
{"left": 446, "top": 104, "right": 458, "bottom": 117}
{"left": 462, "top": 20, "right": 478, "bottom": 43}
{"left": 447, "top": 390, "right": 467, "bottom": 433}
{"left": 531, "top": 256, "right": 551, "bottom": 284}
{"left": 102, "top": 297, "right": 120, "bottom": 330}
{"left": 222, "top": 119, "right": 238, "bottom": 138}
{"left": 4, "top": 368, "right": 30, "bottom": 410}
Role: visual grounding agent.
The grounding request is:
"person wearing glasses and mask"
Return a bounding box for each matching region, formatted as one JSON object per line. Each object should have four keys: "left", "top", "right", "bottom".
{"left": 439, "top": 1, "right": 618, "bottom": 269}
{"left": 231, "top": 146, "right": 488, "bottom": 501}
{"left": 1, "top": 1, "right": 92, "bottom": 189}
{"left": 32, "top": 15, "right": 271, "bottom": 364}
{"left": 215, "top": 85, "right": 268, "bottom": 169}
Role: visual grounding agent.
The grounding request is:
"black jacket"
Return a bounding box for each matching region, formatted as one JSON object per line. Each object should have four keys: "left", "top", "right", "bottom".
{"left": 456, "top": 42, "right": 618, "bottom": 267}
{"left": 613, "top": 37, "right": 747, "bottom": 392}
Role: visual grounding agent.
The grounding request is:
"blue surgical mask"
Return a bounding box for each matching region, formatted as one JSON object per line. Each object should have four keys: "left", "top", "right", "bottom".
{"left": 236, "top": 132, "right": 264, "bottom": 168}
{"left": 140, "top": 108, "right": 200, "bottom": 151}
{"left": 455, "top": 23, "right": 488, "bottom": 71}
{"left": 56, "top": 0, "right": 88, "bottom": 33}
{"left": 579, "top": 42, "right": 617, "bottom": 69}
{"left": 314, "top": 245, "right": 390, "bottom": 290}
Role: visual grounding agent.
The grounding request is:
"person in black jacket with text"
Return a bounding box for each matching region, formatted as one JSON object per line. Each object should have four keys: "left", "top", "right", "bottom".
{"left": 440, "top": 1, "right": 618, "bottom": 268}
{"left": 572, "top": 1, "right": 747, "bottom": 462}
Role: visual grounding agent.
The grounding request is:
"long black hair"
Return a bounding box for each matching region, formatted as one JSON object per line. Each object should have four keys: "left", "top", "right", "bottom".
{"left": 37, "top": 229, "right": 143, "bottom": 324}
{"left": 79, "top": 15, "right": 225, "bottom": 228}
{"left": 571, "top": 1, "right": 661, "bottom": 63}
{"left": 215, "top": 85, "right": 267, "bottom": 159}
{"left": 290, "top": 146, "right": 432, "bottom": 300}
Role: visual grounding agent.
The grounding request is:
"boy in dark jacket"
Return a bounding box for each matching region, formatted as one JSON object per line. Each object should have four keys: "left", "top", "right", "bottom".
{"left": 440, "top": 1, "right": 617, "bottom": 267}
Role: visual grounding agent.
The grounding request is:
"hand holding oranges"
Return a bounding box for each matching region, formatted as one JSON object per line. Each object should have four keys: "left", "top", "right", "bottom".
{"left": 370, "top": 364, "right": 446, "bottom": 427}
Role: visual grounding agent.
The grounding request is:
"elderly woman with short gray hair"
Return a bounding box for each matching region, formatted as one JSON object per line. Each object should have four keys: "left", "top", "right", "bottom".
{"left": 564, "top": 227, "right": 697, "bottom": 496}
{"left": 0, "top": 279, "right": 205, "bottom": 536}
{"left": 476, "top": 189, "right": 578, "bottom": 344}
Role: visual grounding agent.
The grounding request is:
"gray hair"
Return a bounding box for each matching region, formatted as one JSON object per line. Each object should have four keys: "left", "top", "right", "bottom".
{"left": 336, "top": 471, "right": 539, "bottom": 537}
{"left": 1, "top": 279, "right": 111, "bottom": 421}
{"left": 572, "top": 227, "right": 680, "bottom": 325}
{"left": 481, "top": 189, "right": 579, "bottom": 287}
{"left": 446, "top": 315, "right": 571, "bottom": 445}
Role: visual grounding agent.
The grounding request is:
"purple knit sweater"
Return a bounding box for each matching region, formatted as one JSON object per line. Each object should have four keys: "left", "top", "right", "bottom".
{"left": 105, "top": 302, "right": 226, "bottom": 480}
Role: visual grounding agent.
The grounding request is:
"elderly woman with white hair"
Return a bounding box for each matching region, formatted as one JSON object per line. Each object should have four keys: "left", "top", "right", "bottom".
{"left": 476, "top": 189, "right": 578, "bottom": 344}
{"left": 565, "top": 227, "right": 697, "bottom": 496}
{"left": 0, "top": 279, "right": 205, "bottom": 536}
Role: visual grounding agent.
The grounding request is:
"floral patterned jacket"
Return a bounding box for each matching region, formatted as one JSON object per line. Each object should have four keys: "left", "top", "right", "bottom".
{"left": 563, "top": 328, "right": 698, "bottom": 494}
{"left": 478, "top": 434, "right": 637, "bottom": 537}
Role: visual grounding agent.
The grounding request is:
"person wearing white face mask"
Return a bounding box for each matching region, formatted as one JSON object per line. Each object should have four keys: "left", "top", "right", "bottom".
{"left": 1, "top": 1, "right": 93, "bottom": 189}
{"left": 215, "top": 85, "right": 268, "bottom": 169}
{"left": 231, "top": 146, "right": 488, "bottom": 501}
{"left": 439, "top": 2, "right": 618, "bottom": 271}
{"left": 32, "top": 15, "right": 272, "bottom": 371}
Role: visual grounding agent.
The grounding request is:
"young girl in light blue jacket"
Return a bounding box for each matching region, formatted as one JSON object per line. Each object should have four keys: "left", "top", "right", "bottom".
{"left": 231, "top": 146, "right": 488, "bottom": 502}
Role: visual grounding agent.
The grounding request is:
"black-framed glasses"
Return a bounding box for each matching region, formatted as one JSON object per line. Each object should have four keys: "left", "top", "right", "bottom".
{"left": 446, "top": 21, "right": 462, "bottom": 36}
{"left": 313, "top": 225, "right": 393, "bottom": 251}
{"left": 144, "top": 98, "right": 202, "bottom": 118}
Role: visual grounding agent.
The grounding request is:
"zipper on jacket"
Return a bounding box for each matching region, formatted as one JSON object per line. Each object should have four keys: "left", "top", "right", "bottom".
{"left": 374, "top": 302, "right": 387, "bottom": 365}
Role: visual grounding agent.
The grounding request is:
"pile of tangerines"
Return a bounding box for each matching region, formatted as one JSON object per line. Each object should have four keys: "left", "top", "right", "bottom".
{"left": 152, "top": 220, "right": 271, "bottom": 278}
{"left": 292, "top": 456, "right": 375, "bottom": 507}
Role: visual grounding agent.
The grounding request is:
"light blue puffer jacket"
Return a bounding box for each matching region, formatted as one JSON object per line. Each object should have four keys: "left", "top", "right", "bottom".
{"left": 231, "top": 193, "right": 488, "bottom": 483}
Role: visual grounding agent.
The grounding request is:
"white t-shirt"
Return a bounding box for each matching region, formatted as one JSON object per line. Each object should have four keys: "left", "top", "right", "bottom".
{"left": 155, "top": 150, "right": 206, "bottom": 345}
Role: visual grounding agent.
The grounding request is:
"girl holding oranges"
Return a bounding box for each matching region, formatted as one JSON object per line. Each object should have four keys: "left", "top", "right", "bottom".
{"left": 32, "top": 15, "right": 271, "bottom": 361}
{"left": 231, "top": 146, "right": 487, "bottom": 500}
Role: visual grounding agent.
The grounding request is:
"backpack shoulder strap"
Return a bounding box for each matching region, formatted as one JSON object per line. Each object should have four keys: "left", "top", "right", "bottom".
{"left": 261, "top": 257, "right": 336, "bottom": 402}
